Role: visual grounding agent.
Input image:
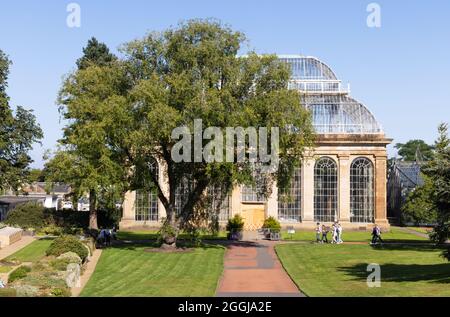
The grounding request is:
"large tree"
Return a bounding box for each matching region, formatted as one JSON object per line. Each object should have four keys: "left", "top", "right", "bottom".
{"left": 46, "top": 38, "right": 125, "bottom": 230}
{"left": 55, "top": 20, "right": 314, "bottom": 247}
{"left": 0, "top": 50, "right": 43, "bottom": 191}
{"left": 401, "top": 176, "right": 437, "bottom": 225}
{"left": 395, "top": 139, "right": 434, "bottom": 161}
{"left": 422, "top": 123, "right": 450, "bottom": 260}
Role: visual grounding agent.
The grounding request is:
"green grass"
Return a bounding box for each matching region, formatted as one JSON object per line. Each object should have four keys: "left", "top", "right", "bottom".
{"left": 406, "top": 227, "right": 432, "bottom": 235}
{"left": 117, "top": 230, "right": 227, "bottom": 241}
{"left": 80, "top": 243, "right": 225, "bottom": 297}
{"left": 5, "top": 238, "right": 53, "bottom": 263}
{"left": 0, "top": 266, "right": 13, "bottom": 273}
{"left": 282, "top": 227, "right": 429, "bottom": 243}
{"left": 276, "top": 243, "right": 450, "bottom": 297}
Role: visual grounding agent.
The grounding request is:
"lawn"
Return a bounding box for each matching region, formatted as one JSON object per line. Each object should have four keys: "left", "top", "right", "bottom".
{"left": 5, "top": 238, "right": 53, "bottom": 263}
{"left": 117, "top": 230, "right": 227, "bottom": 241}
{"left": 281, "top": 227, "right": 429, "bottom": 243}
{"left": 81, "top": 243, "right": 225, "bottom": 297}
{"left": 406, "top": 227, "right": 432, "bottom": 235}
{"left": 276, "top": 243, "right": 450, "bottom": 296}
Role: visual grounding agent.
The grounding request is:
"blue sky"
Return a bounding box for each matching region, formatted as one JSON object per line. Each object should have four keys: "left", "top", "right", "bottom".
{"left": 1, "top": 0, "right": 449, "bottom": 168}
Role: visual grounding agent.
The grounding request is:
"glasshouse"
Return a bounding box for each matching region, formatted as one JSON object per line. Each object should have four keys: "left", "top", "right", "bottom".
{"left": 120, "top": 55, "right": 392, "bottom": 230}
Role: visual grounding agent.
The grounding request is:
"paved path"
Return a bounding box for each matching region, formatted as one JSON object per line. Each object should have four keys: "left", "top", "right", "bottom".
{"left": 216, "top": 240, "right": 304, "bottom": 297}
{"left": 71, "top": 248, "right": 103, "bottom": 297}
{"left": 0, "top": 236, "right": 35, "bottom": 261}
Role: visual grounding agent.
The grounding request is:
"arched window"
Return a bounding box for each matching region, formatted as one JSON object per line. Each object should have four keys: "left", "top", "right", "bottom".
{"left": 350, "top": 158, "right": 374, "bottom": 223}
{"left": 135, "top": 160, "right": 159, "bottom": 221}
{"left": 278, "top": 167, "right": 302, "bottom": 223}
{"left": 314, "top": 157, "right": 338, "bottom": 222}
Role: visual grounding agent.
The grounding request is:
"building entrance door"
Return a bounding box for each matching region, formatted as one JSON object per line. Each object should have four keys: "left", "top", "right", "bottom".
{"left": 241, "top": 206, "right": 265, "bottom": 230}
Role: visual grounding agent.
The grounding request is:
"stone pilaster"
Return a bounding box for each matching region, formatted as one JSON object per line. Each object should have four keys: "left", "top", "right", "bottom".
{"left": 230, "top": 186, "right": 241, "bottom": 217}
{"left": 301, "top": 156, "right": 315, "bottom": 222}
{"left": 266, "top": 180, "right": 278, "bottom": 218}
{"left": 338, "top": 155, "right": 350, "bottom": 223}
{"left": 375, "top": 155, "right": 388, "bottom": 226}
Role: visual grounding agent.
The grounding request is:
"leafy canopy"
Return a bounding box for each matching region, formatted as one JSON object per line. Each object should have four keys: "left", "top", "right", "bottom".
{"left": 395, "top": 139, "right": 434, "bottom": 161}
{"left": 50, "top": 20, "right": 315, "bottom": 243}
{"left": 0, "top": 50, "right": 43, "bottom": 191}
{"left": 422, "top": 123, "right": 450, "bottom": 260}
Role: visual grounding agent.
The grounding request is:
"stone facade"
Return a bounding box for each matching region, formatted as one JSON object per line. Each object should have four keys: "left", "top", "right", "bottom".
{"left": 119, "top": 134, "right": 391, "bottom": 231}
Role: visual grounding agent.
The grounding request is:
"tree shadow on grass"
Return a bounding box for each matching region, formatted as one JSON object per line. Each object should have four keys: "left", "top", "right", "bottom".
{"left": 370, "top": 243, "right": 448, "bottom": 253}
{"left": 338, "top": 262, "right": 450, "bottom": 284}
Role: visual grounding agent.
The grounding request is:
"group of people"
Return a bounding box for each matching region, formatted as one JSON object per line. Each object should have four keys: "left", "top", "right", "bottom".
{"left": 97, "top": 227, "right": 117, "bottom": 247}
{"left": 315, "top": 222, "right": 343, "bottom": 244}
{"left": 315, "top": 222, "right": 385, "bottom": 245}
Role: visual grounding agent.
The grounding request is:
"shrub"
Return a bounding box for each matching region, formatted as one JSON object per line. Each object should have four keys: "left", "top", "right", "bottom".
{"left": 226, "top": 214, "right": 245, "bottom": 232}
{"left": 39, "top": 224, "right": 63, "bottom": 236}
{"left": 57, "top": 252, "right": 82, "bottom": 265}
{"left": 46, "top": 235, "right": 88, "bottom": 262}
{"left": 50, "top": 287, "right": 71, "bottom": 297}
{"left": 8, "top": 265, "right": 31, "bottom": 283}
{"left": 4, "top": 202, "right": 51, "bottom": 229}
{"left": 13, "top": 284, "right": 39, "bottom": 297}
{"left": 263, "top": 216, "right": 281, "bottom": 233}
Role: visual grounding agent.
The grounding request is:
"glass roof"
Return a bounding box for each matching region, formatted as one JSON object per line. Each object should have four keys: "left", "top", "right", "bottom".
{"left": 278, "top": 55, "right": 337, "bottom": 80}
{"left": 279, "top": 55, "right": 383, "bottom": 134}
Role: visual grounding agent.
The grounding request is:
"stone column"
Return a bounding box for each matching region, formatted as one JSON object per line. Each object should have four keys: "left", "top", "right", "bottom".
{"left": 119, "top": 190, "right": 136, "bottom": 229}
{"left": 301, "top": 156, "right": 315, "bottom": 222}
{"left": 338, "top": 155, "right": 351, "bottom": 223}
{"left": 375, "top": 155, "right": 388, "bottom": 226}
{"left": 266, "top": 180, "right": 278, "bottom": 218}
{"left": 230, "top": 186, "right": 241, "bottom": 217}
{"left": 122, "top": 191, "right": 136, "bottom": 220}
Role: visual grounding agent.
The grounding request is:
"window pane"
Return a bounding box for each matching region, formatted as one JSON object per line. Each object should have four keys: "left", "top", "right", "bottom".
{"left": 314, "top": 157, "right": 338, "bottom": 222}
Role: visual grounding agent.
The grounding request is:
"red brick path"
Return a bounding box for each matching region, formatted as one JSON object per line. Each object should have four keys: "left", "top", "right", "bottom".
{"left": 215, "top": 240, "right": 304, "bottom": 297}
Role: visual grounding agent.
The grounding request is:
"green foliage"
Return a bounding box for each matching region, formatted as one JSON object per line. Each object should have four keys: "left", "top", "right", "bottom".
{"left": 46, "top": 235, "right": 88, "bottom": 262}
{"left": 46, "top": 37, "right": 125, "bottom": 230}
{"left": 76, "top": 37, "right": 117, "bottom": 70}
{"left": 50, "top": 288, "right": 71, "bottom": 297}
{"left": 422, "top": 123, "right": 450, "bottom": 260}
{"left": 226, "top": 214, "right": 244, "bottom": 232}
{"left": 0, "top": 50, "right": 43, "bottom": 191}
{"left": 52, "top": 19, "right": 315, "bottom": 245}
{"left": 8, "top": 265, "right": 31, "bottom": 283}
{"left": 39, "top": 224, "right": 64, "bottom": 236}
{"left": 395, "top": 139, "right": 434, "bottom": 161}
{"left": 401, "top": 176, "right": 437, "bottom": 225}
{"left": 29, "top": 168, "right": 46, "bottom": 182}
{"left": 4, "top": 202, "right": 119, "bottom": 232}
{"left": 4, "top": 202, "right": 49, "bottom": 229}
{"left": 263, "top": 216, "right": 281, "bottom": 232}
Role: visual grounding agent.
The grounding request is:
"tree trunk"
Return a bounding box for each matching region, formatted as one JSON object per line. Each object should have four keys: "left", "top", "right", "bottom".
{"left": 161, "top": 207, "right": 178, "bottom": 249}
{"left": 89, "top": 189, "right": 98, "bottom": 230}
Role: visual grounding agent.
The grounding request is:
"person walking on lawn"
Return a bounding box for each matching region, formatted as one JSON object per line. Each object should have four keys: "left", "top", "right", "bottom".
{"left": 315, "top": 222, "right": 322, "bottom": 243}
{"left": 371, "top": 224, "right": 384, "bottom": 244}
{"left": 331, "top": 222, "right": 338, "bottom": 244}
{"left": 321, "top": 224, "right": 329, "bottom": 243}
{"left": 337, "top": 223, "right": 343, "bottom": 244}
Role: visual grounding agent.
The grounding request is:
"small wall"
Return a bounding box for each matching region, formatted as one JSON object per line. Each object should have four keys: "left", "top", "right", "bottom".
{"left": 0, "top": 227, "right": 23, "bottom": 248}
